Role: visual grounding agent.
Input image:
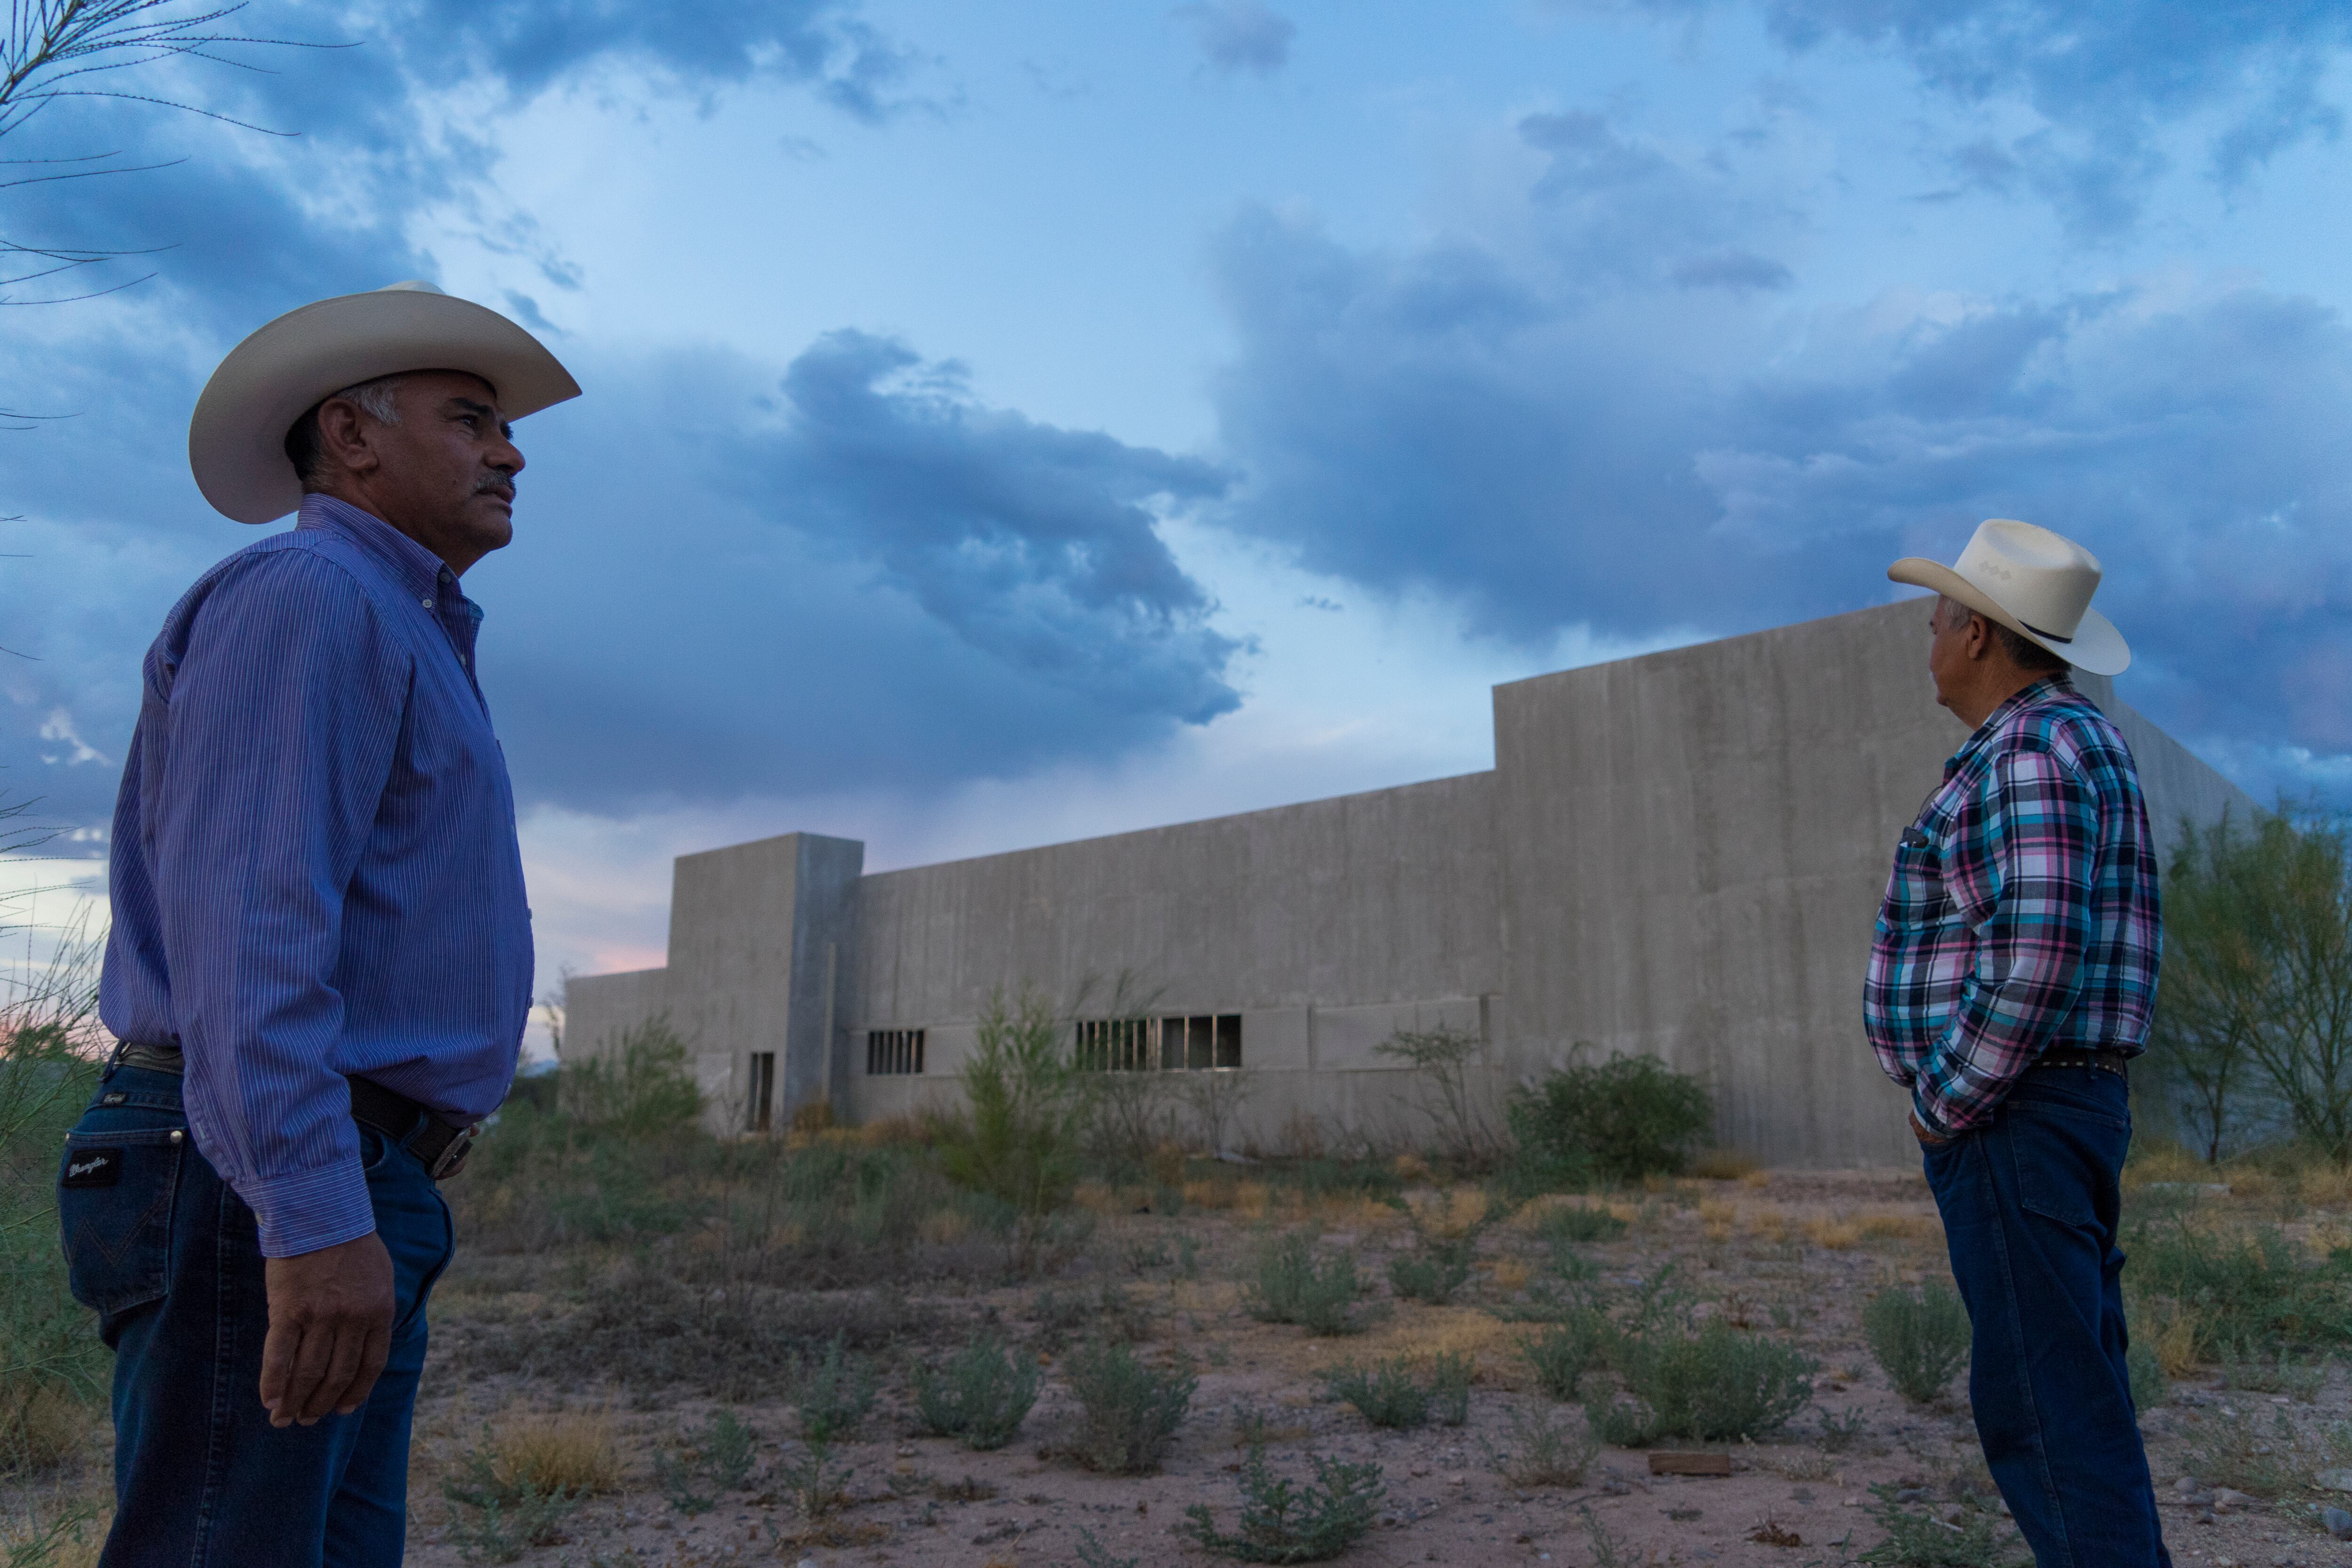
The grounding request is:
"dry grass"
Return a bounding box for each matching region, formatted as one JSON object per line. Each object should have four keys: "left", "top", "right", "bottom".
{"left": 1803, "top": 1217, "right": 1862, "bottom": 1250}
{"left": 480, "top": 1406, "right": 623, "bottom": 1497}
{"left": 0, "top": 1384, "right": 97, "bottom": 1473}
{"left": 2299, "top": 1163, "right": 2352, "bottom": 1208}
{"left": 1486, "top": 1256, "right": 1532, "bottom": 1293}
{"left": 2121, "top": 1140, "right": 2211, "bottom": 1189}
{"left": 1306, "top": 1306, "right": 1518, "bottom": 1386}
{"left": 1392, "top": 1152, "right": 1432, "bottom": 1182}
{"left": 1856, "top": 1211, "right": 1938, "bottom": 1244}
{"left": 1406, "top": 1186, "right": 1489, "bottom": 1239}
{"left": 1689, "top": 1148, "right": 1763, "bottom": 1181}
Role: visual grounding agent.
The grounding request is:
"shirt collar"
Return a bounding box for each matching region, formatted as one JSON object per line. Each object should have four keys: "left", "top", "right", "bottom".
{"left": 297, "top": 493, "right": 456, "bottom": 607}
{"left": 1947, "top": 671, "right": 2075, "bottom": 777}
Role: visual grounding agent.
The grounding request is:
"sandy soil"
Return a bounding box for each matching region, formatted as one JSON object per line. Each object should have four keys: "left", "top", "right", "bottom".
{"left": 377, "top": 1168, "right": 2352, "bottom": 1568}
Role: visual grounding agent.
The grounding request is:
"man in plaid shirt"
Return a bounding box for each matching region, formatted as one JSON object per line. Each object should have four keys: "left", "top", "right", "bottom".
{"left": 1868, "top": 519, "right": 2170, "bottom": 1568}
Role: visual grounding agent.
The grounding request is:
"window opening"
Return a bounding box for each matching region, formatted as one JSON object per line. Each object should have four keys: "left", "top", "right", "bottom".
{"left": 866, "top": 1028, "right": 925, "bottom": 1075}
{"left": 1074, "top": 1013, "right": 1243, "bottom": 1071}
{"left": 748, "top": 1051, "right": 776, "bottom": 1134}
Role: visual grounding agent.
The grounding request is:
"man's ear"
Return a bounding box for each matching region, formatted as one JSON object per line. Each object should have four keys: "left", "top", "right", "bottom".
{"left": 314, "top": 398, "right": 382, "bottom": 479}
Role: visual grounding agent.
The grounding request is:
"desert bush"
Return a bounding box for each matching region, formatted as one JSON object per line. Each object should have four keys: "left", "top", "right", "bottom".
{"left": 1245, "top": 1232, "right": 1369, "bottom": 1336}
{"left": 2126, "top": 1338, "right": 2167, "bottom": 1412}
{"left": 1856, "top": 1484, "right": 2021, "bottom": 1567}
{"left": 936, "top": 987, "right": 1086, "bottom": 1216}
{"left": 1506, "top": 1054, "right": 1713, "bottom": 1188}
{"left": 1065, "top": 1340, "right": 1196, "bottom": 1473}
{"left": 913, "top": 1331, "right": 1041, "bottom": 1451}
{"left": 652, "top": 1409, "right": 757, "bottom": 1514}
{"left": 1182, "top": 1446, "right": 1385, "bottom": 1564}
{"left": 1387, "top": 1237, "right": 1475, "bottom": 1305}
{"left": 1485, "top": 1405, "right": 1597, "bottom": 1487}
{"left": 2217, "top": 1344, "right": 2328, "bottom": 1400}
{"left": 795, "top": 1335, "right": 876, "bottom": 1442}
{"left": 443, "top": 1430, "right": 588, "bottom": 1562}
{"left": 560, "top": 1017, "right": 701, "bottom": 1136}
{"left": 2127, "top": 1216, "right": 2352, "bottom": 1356}
{"left": 1519, "top": 1309, "right": 1616, "bottom": 1400}
{"left": 1375, "top": 1025, "right": 1494, "bottom": 1160}
{"left": 1862, "top": 1282, "right": 1972, "bottom": 1404}
{"left": 2177, "top": 1404, "right": 2352, "bottom": 1498}
{"left": 1583, "top": 1322, "right": 1815, "bottom": 1444}
{"left": 1323, "top": 1356, "right": 1430, "bottom": 1429}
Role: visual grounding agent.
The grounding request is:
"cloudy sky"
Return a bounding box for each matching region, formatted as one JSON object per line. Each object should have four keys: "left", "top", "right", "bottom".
{"left": 7, "top": 0, "right": 2352, "bottom": 1028}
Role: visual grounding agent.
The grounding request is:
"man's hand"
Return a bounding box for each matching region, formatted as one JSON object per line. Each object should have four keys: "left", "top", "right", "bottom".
{"left": 1910, "top": 1110, "right": 1955, "bottom": 1149}
{"left": 260, "top": 1232, "right": 394, "bottom": 1426}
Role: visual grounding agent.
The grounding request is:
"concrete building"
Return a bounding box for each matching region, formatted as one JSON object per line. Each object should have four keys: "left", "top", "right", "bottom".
{"left": 566, "top": 601, "right": 2252, "bottom": 1167}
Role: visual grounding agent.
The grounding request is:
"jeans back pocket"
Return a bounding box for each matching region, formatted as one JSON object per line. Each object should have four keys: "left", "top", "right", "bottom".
{"left": 57, "top": 1126, "right": 185, "bottom": 1317}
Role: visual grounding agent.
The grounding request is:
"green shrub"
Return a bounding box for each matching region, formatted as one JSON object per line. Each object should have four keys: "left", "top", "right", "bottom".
{"left": 443, "top": 1443, "right": 585, "bottom": 1560}
{"left": 912, "top": 1331, "right": 1041, "bottom": 1450}
{"left": 1324, "top": 1357, "right": 1429, "bottom": 1429}
{"left": 0, "top": 1017, "right": 107, "bottom": 1475}
{"left": 1506, "top": 1054, "right": 1713, "bottom": 1188}
{"left": 1862, "top": 1283, "right": 1972, "bottom": 1404}
{"left": 1484, "top": 1405, "right": 1597, "bottom": 1487}
{"left": 1182, "top": 1446, "right": 1386, "bottom": 1564}
{"left": 561, "top": 1017, "right": 702, "bottom": 1136}
{"left": 794, "top": 1334, "right": 877, "bottom": 1442}
{"left": 2126, "top": 1338, "right": 2167, "bottom": 1413}
{"left": 1386, "top": 1240, "right": 1474, "bottom": 1305}
{"left": 1065, "top": 1341, "right": 1196, "bottom": 1474}
{"left": 1856, "top": 1484, "right": 2022, "bottom": 1567}
{"left": 2127, "top": 1217, "right": 2352, "bottom": 1353}
{"left": 1582, "top": 1323, "right": 1815, "bottom": 1444}
{"left": 935, "top": 987, "right": 1085, "bottom": 1215}
{"left": 1519, "top": 1309, "right": 1616, "bottom": 1399}
{"left": 1245, "top": 1232, "right": 1368, "bottom": 1336}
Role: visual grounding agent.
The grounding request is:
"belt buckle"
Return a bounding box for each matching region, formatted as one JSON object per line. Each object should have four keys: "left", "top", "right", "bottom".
{"left": 428, "top": 1125, "right": 479, "bottom": 1181}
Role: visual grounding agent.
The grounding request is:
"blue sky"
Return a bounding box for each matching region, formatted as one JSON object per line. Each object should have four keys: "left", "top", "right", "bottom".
{"left": 7, "top": 0, "right": 2352, "bottom": 1006}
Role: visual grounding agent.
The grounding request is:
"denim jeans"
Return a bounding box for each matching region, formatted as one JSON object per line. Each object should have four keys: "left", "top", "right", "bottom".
{"left": 1920, "top": 1067, "right": 2171, "bottom": 1568}
{"left": 57, "top": 1064, "right": 455, "bottom": 1568}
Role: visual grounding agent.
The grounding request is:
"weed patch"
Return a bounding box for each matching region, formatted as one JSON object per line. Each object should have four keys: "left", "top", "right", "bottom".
{"left": 1519, "top": 1309, "right": 1615, "bottom": 1400}
{"left": 1506, "top": 1053, "right": 1714, "bottom": 1188}
{"left": 442, "top": 1430, "right": 587, "bottom": 1563}
{"left": 1065, "top": 1340, "right": 1196, "bottom": 1474}
{"left": 912, "top": 1331, "right": 1041, "bottom": 1451}
{"left": 1583, "top": 1323, "right": 1815, "bottom": 1444}
{"left": 793, "top": 1334, "right": 877, "bottom": 1441}
{"left": 1182, "top": 1446, "right": 1385, "bottom": 1563}
{"left": 1246, "top": 1232, "right": 1370, "bottom": 1335}
{"left": 1863, "top": 1283, "right": 1972, "bottom": 1404}
{"left": 1387, "top": 1239, "right": 1475, "bottom": 1305}
{"left": 1484, "top": 1405, "right": 1597, "bottom": 1487}
{"left": 1855, "top": 1483, "right": 2023, "bottom": 1566}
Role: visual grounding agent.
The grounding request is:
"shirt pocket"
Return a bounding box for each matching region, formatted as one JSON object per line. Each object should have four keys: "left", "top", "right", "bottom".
{"left": 1881, "top": 836, "right": 1957, "bottom": 930}
{"left": 57, "top": 1126, "right": 185, "bottom": 1318}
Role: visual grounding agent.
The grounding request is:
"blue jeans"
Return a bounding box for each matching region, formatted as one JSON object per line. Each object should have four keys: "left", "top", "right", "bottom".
{"left": 1920, "top": 1067, "right": 2170, "bottom": 1568}
{"left": 57, "top": 1064, "right": 455, "bottom": 1568}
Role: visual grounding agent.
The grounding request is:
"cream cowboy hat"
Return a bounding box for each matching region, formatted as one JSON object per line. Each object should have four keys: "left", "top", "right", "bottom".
{"left": 1888, "top": 518, "right": 2130, "bottom": 677}
{"left": 188, "top": 280, "right": 581, "bottom": 525}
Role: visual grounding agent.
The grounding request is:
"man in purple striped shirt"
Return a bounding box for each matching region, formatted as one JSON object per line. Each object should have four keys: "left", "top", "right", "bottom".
{"left": 1868, "top": 520, "right": 2170, "bottom": 1567}
{"left": 67, "top": 284, "right": 577, "bottom": 1565}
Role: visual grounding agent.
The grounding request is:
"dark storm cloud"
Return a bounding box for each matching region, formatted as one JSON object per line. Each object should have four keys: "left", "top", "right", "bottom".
{"left": 1205, "top": 194, "right": 2352, "bottom": 793}
{"left": 1564, "top": 0, "right": 2352, "bottom": 234}
{"left": 0, "top": 327, "right": 1241, "bottom": 827}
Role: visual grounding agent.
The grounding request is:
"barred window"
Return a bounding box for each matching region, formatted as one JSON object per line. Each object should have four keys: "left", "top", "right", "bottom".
{"left": 1073, "top": 1013, "right": 1241, "bottom": 1071}
{"left": 866, "top": 1028, "right": 925, "bottom": 1075}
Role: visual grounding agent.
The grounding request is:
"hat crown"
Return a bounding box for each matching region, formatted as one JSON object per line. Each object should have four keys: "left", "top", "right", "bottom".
{"left": 1952, "top": 518, "right": 2103, "bottom": 640}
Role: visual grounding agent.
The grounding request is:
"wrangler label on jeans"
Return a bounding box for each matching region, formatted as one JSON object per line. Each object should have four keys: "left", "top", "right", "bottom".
{"left": 62, "top": 1149, "right": 123, "bottom": 1187}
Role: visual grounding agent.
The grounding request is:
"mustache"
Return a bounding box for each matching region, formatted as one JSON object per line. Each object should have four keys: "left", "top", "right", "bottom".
{"left": 473, "top": 473, "right": 516, "bottom": 502}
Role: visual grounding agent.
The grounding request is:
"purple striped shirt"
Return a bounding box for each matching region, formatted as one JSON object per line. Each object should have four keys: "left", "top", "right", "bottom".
{"left": 1864, "top": 674, "right": 2162, "bottom": 1134}
{"left": 100, "top": 495, "right": 532, "bottom": 1256}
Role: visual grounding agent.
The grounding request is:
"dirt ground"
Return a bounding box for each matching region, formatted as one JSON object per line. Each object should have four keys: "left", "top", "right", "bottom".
{"left": 371, "top": 1167, "right": 2352, "bottom": 1568}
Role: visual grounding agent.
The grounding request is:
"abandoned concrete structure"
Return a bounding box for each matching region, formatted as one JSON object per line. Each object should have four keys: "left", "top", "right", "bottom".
{"left": 565, "top": 600, "right": 2252, "bottom": 1167}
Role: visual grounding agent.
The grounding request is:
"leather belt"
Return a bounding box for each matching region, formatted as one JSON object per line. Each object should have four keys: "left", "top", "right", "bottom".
{"left": 2031, "top": 1046, "right": 2130, "bottom": 1079}
{"left": 108, "top": 1042, "right": 478, "bottom": 1180}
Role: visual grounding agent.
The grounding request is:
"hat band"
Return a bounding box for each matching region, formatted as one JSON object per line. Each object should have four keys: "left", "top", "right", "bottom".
{"left": 2019, "top": 619, "right": 2073, "bottom": 645}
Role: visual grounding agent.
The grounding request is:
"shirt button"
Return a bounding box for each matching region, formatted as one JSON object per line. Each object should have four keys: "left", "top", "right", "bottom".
{"left": 421, "top": 598, "right": 434, "bottom": 609}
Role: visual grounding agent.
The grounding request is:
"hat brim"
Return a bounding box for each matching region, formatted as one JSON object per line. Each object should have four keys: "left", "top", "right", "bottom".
{"left": 189, "top": 289, "right": 581, "bottom": 524}
{"left": 1888, "top": 557, "right": 2130, "bottom": 677}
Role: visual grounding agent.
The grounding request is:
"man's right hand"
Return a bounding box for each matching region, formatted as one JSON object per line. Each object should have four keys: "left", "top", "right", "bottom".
{"left": 260, "top": 1232, "right": 394, "bottom": 1426}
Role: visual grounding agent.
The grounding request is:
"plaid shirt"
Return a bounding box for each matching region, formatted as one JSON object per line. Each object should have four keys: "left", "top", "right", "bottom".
{"left": 1865, "top": 674, "right": 2161, "bottom": 1134}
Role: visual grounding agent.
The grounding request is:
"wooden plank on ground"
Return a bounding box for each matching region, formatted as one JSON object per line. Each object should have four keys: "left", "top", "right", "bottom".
{"left": 1648, "top": 1451, "right": 1732, "bottom": 1476}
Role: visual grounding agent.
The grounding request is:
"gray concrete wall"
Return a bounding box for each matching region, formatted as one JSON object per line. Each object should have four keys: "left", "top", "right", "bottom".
{"left": 557, "top": 601, "right": 2255, "bottom": 1163}
{"left": 564, "top": 966, "right": 671, "bottom": 1060}
{"left": 841, "top": 772, "right": 1501, "bottom": 1142}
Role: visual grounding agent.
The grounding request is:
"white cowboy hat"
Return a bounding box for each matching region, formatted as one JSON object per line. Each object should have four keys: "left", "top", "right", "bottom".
{"left": 188, "top": 280, "right": 581, "bottom": 525}
{"left": 1888, "top": 518, "right": 2130, "bottom": 676}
